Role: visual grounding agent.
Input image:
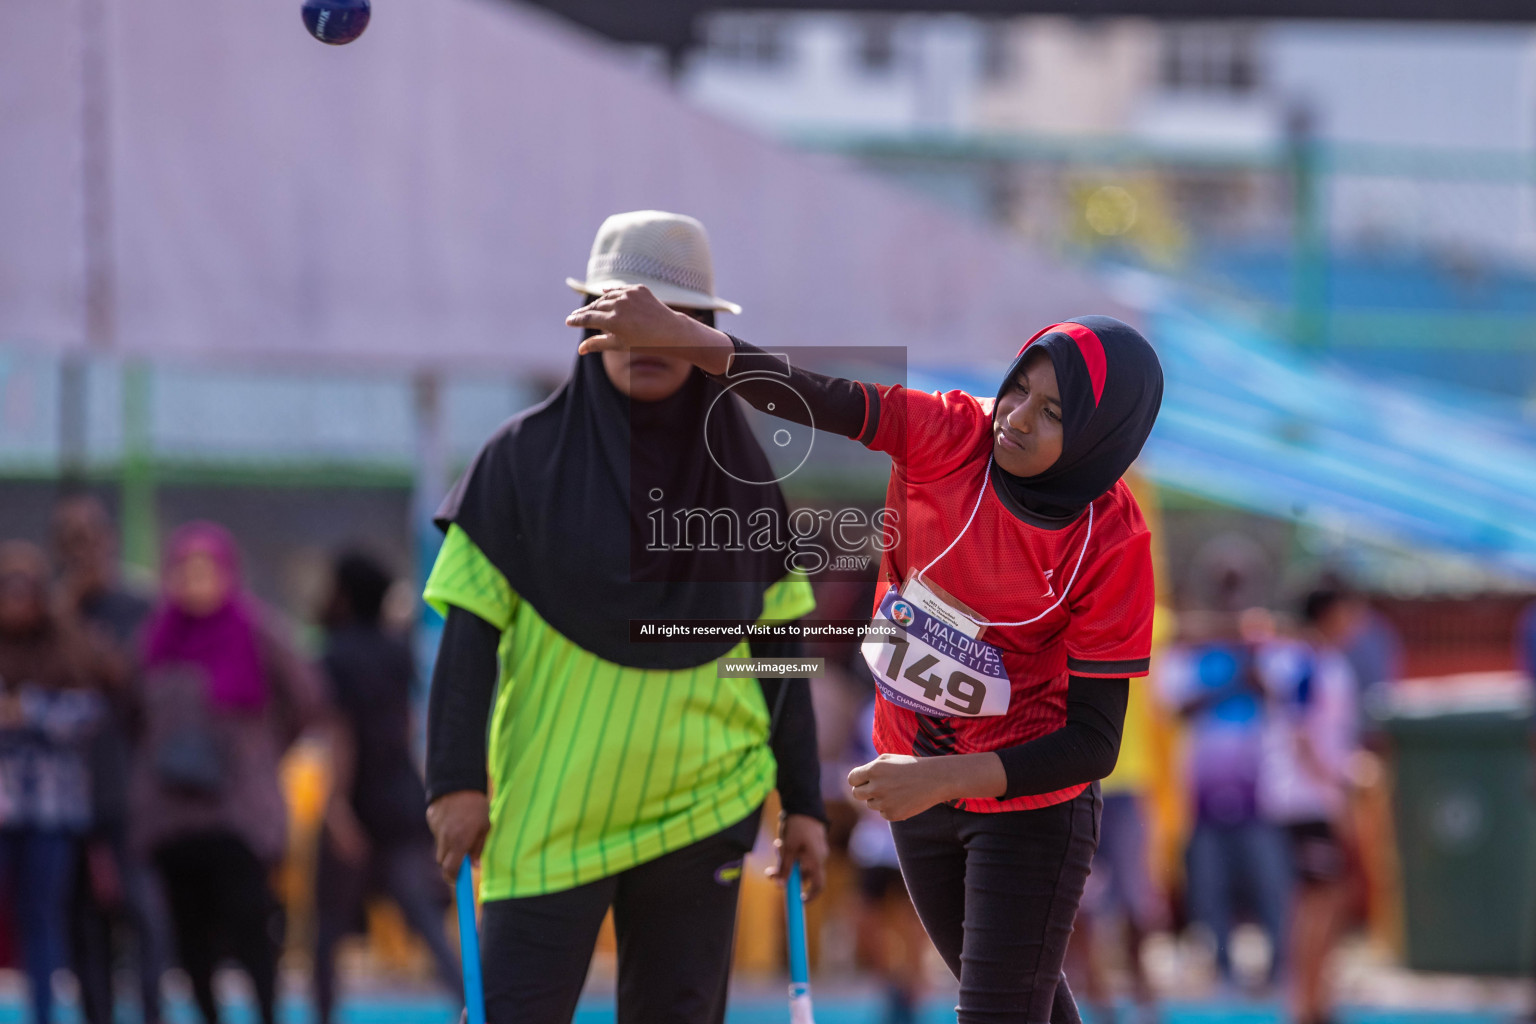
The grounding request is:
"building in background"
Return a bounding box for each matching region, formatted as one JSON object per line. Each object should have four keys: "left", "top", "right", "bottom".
{"left": 686, "top": 12, "right": 984, "bottom": 134}
{"left": 687, "top": 13, "right": 1536, "bottom": 264}
{"left": 686, "top": 14, "right": 1536, "bottom": 401}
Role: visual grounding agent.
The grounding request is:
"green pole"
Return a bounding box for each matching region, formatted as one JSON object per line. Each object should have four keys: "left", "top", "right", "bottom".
{"left": 120, "top": 358, "right": 156, "bottom": 573}
{"left": 1288, "top": 107, "right": 1328, "bottom": 350}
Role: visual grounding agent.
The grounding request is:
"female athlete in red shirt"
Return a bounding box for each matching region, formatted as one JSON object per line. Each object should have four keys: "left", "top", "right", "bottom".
{"left": 568, "top": 287, "right": 1163, "bottom": 1024}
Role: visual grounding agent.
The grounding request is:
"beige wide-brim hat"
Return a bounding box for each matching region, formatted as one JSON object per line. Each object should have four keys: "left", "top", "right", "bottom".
{"left": 566, "top": 210, "right": 742, "bottom": 314}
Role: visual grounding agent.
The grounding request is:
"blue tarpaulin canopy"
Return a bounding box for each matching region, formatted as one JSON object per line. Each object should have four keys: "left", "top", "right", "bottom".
{"left": 912, "top": 283, "right": 1536, "bottom": 581}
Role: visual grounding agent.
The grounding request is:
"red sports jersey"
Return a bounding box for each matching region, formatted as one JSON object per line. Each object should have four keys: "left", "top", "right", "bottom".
{"left": 858, "top": 383, "right": 1155, "bottom": 812}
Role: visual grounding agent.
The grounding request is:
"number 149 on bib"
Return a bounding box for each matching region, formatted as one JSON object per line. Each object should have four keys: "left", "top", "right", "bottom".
{"left": 863, "top": 632, "right": 1011, "bottom": 718}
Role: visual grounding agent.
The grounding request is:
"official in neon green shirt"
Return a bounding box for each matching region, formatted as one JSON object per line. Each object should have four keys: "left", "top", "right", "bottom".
{"left": 424, "top": 212, "right": 829, "bottom": 1024}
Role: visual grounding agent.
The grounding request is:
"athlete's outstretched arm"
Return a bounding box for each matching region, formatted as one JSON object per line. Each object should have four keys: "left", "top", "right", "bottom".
{"left": 568, "top": 285, "right": 735, "bottom": 372}
{"left": 706, "top": 336, "right": 876, "bottom": 439}
{"left": 424, "top": 605, "right": 500, "bottom": 880}
{"left": 567, "top": 286, "right": 875, "bottom": 439}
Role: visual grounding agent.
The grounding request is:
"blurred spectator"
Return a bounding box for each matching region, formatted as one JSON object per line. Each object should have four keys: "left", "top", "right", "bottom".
{"left": 846, "top": 699, "right": 927, "bottom": 1024}
{"left": 1258, "top": 588, "right": 1362, "bottom": 1024}
{"left": 1157, "top": 606, "right": 1288, "bottom": 990}
{"left": 1185, "top": 534, "right": 1272, "bottom": 615}
{"left": 1517, "top": 600, "right": 1536, "bottom": 680}
{"left": 53, "top": 496, "right": 168, "bottom": 1024}
{"left": 1523, "top": 600, "right": 1536, "bottom": 1024}
{"left": 131, "top": 523, "right": 325, "bottom": 1024}
{"left": 0, "top": 541, "right": 110, "bottom": 1024}
{"left": 312, "top": 550, "right": 460, "bottom": 1024}
{"left": 1313, "top": 569, "right": 1399, "bottom": 735}
{"left": 1069, "top": 680, "right": 1162, "bottom": 1024}
{"left": 1339, "top": 605, "right": 1401, "bottom": 714}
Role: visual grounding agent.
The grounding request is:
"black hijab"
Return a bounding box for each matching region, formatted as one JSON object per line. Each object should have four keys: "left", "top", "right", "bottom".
{"left": 435, "top": 349, "right": 794, "bottom": 670}
{"left": 991, "top": 315, "right": 1163, "bottom": 526}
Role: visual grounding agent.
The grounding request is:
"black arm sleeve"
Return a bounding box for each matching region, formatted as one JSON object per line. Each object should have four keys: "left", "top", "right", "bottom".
{"left": 708, "top": 335, "right": 878, "bottom": 443}
{"left": 994, "top": 675, "right": 1129, "bottom": 801}
{"left": 750, "top": 635, "right": 827, "bottom": 822}
{"left": 424, "top": 605, "right": 501, "bottom": 804}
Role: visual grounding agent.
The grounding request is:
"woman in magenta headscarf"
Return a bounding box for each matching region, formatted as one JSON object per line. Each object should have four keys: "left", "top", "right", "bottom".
{"left": 133, "top": 523, "right": 324, "bottom": 1024}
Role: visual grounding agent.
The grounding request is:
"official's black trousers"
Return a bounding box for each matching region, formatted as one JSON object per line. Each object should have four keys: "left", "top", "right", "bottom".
{"left": 479, "top": 809, "right": 759, "bottom": 1024}
{"left": 892, "top": 785, "right": 1102, "bottom": 1024}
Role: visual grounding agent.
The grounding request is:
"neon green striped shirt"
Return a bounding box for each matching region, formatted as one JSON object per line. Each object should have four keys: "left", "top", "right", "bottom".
{"left": 424, "top": 525, "right": 816, "bottom": 899}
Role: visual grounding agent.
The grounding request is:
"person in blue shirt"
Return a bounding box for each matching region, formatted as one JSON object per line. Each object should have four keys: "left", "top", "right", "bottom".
{"left": 1157, "top": 609, "right": 1289, "bottom": 990}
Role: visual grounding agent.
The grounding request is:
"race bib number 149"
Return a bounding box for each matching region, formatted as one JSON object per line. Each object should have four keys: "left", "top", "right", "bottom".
{"left": 861, "top": 584, "right": 1011, "bottom": 718}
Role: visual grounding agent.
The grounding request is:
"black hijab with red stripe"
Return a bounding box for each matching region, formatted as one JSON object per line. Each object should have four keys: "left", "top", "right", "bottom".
{"left": 991, "top": 315, "right": 1163, "bottom": 524}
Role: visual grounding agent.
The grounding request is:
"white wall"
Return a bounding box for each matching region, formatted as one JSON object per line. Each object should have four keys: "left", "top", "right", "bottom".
{"left": 975, "top": 18, "right": 1163, "bottom": 137}
{"left": 683, "top": 13, "right": 984, "bottom": 134}
{"left": 1266, "top": 23, "right": 1536, "bottom": 262}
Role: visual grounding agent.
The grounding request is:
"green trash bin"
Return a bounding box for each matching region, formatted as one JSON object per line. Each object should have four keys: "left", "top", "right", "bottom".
{"left": 1379, "top": 677, "right": 1536, "bottom": 975}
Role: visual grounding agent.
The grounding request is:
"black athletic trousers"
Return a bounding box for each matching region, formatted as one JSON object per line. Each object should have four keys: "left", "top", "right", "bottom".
{"left": 892, "top": 785, "right": 1102, "bottom": 1024}
{"left": 479, "top": 809, "right": 759, "bottom": 1024}
{"left": 153, "top": 831, "right": 281, "bottom": 1024}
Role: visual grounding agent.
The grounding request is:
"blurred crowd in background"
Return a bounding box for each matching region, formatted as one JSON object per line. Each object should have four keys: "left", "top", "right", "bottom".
{"left": 0, "top": 496, "right": 456, "bottom": 1024}
{"left": 0, "top": 490, "right": 1533, "bottom": 1024}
